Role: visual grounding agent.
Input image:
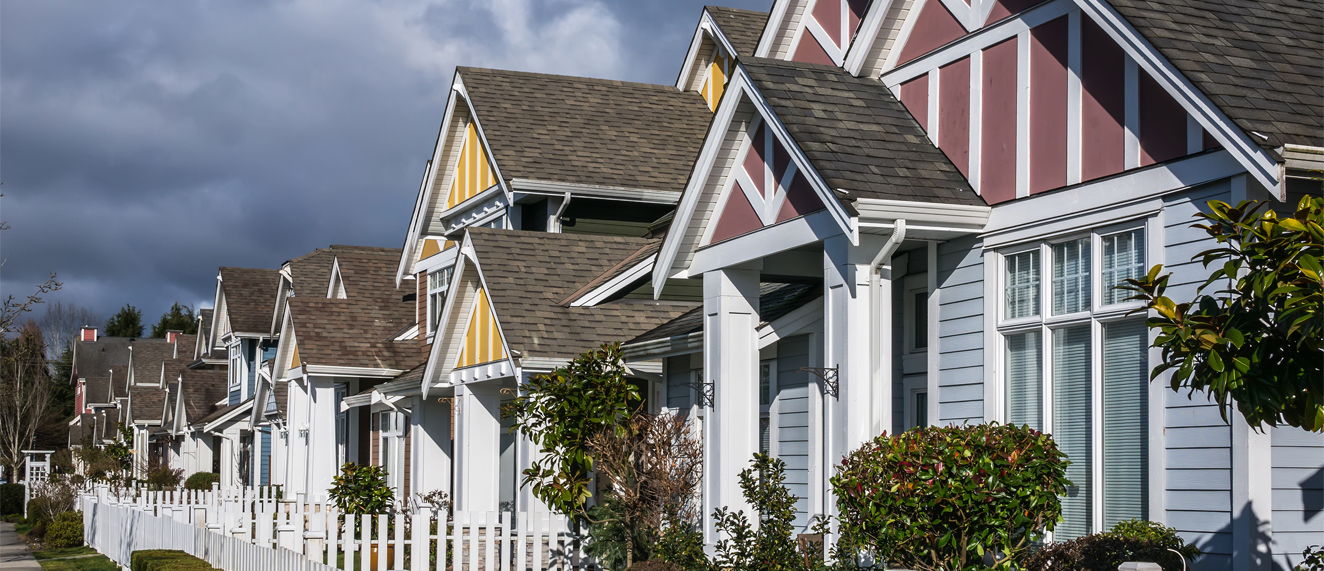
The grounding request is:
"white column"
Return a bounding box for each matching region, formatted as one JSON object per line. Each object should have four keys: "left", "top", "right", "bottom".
{"left": 702, "top": 266, "right": 760, "bottom": 542}
{"left": 823, "top": 235, "right": 882, "bottom": 460}
{"left": 307, "top": 378, "right": 339, "bottom": 497}
{"left": 413, "top": 396, "right": 453, "bottom": 500}
{"left": 454, "top": 383, "right": 502, "bottom": 513}
{"left": 1232, "top": 415, "right": 1273, "bottom": 571}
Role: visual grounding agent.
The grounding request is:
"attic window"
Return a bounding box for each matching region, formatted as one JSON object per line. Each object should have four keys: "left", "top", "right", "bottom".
{"left": 428, "top": 267, "right": 453, "bottom": 335}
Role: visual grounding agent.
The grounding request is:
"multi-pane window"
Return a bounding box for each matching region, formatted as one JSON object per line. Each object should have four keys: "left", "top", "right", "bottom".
{"left": 759, "top": 361, "right": 775, "bottom": 454}
{"left": 999, "top": 223, "right": 1149, "bottom": 540}
{"left": 1005, "top": 251, "right": 1040, "bottom": 319}
{"left": 427, "top": 267, "right": 452, "bottom": 334}
{"left": 375, "top": 411, "right": 408, "bottom": 493}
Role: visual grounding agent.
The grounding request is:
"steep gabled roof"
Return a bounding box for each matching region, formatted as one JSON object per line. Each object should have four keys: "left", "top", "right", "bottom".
{"left": 742, "top": 57, "right": 983, "bottom": 206}
{"left": 707, "top": 6, "right": 771, "bottom": 56}
{"left": 129, "top": 383, "right": 169, "bottom": 424}
{"left": 466, "top": 228, "right": 695, "bottom": 360}
{"left": 1104, "top": 0, "right": 1322, "bottom": 150}
{"left": 330, "top": 246, "right": 408, "bottom": 311}
{"left": 128, "top": 340, "right": 178, "bottom": 387}
{"left": 286, "top": 298, "right": 422, "bottom": 371}
{"left": 458, "top": 67, "right": 713, "bottom": 193}
{"left": 176, "top": 368, "right": 228, "bottom": 426}
{"left": 71, "top": 336, "right": 134, "bottom": 383}
{"left": 82, "top": 375, "right": 114, "bottom": 406}
{"left": 288, "top": 248, "right": 338, "bottom": 297}
{"left": 218, "top": 267, "right": 281, "bottom": 335}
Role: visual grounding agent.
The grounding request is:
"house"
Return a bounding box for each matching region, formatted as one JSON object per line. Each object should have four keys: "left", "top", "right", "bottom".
{"left": 122, "top": 333, "right": 195, "bottom": 477}
{"left": 163, "top": 366, "right": 229, "bottom": 477}
{"left": 269, "top": 246, "right": 422, "bottom": 501}
{"left": 624, "top": 0, "right": 1322, "bottom": 568}
{"left": 208, "top": 266, "right": 282, "bottom": 487}
{"left": 413, "top": 228, "right": 697, "bottom": 514}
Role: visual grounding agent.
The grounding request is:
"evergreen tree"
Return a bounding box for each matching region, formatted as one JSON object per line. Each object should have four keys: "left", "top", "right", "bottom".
{"left": 150, "top": 302, "right": 198, "bottom": 337}
{"left": 103, "top": 304, "right": 144, "bottom": 338}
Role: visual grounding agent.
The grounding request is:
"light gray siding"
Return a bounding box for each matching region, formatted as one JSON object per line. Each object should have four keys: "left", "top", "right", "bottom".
{"left": 1162, "top": 180, "right": 1235, "bottom": 570}
{"left": 935, "top": 235, "right": 984, "bottom": 425}
{"left": 776, "top": 335, "right": 812, "bottom": 529}
{"left": 1271, "top": 425, "right": 1324, "bottom": 568}
{"left": 665, "top": 355, "right": 695, "bottom": 412}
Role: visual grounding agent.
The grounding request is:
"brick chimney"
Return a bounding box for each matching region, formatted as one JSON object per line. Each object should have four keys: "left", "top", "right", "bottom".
{"left": 166, "top": 330, "right": 182, "bottom": 344}
{"left": 81, "top": 326, "right": 98, "bottom": 342}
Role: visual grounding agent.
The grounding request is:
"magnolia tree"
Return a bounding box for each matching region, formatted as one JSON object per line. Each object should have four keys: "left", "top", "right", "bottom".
{"left": 1123, "top": 195, "right": 1323, "bottom": 432}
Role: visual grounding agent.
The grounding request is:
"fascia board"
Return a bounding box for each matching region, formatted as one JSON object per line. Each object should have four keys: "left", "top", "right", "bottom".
{"left": 272, "top": 311, "right": 296, "bottom": 381}
{"left": 570, "top": 254, "right": 657, "bottom": 307}
{"left": 621, "top": 332, "right": 704, "bottom": 362}
{"left": 209, "top": 273, "right": 224, "bottom": 350}
{"left": 843, "top": 0, "right": 895, "bottom": 75}
{"left": 453, "top": 74, "right": 513, "bottom": 205}
{"left": 757, "top": 296, "right": 824, "bottom": 349}
{"left": 414, "top": 244, "right": 459, "bottom": 277}
{"left": 203, "top": 400, "right": 254, "bottom": 433}
{"left": 304, "top": 365, "right": 405, "bottom": 378}
{"left": 1283, "top": 145, "right": 1324, "bottom": 173}
{"left": 854, "top": 198, "right": 991, "bottom": 230}
{"left": 689, "top": 210, "right": 845, "bottom": 277}
{"left": 508, "top": 179, "right": 681, "bottom": 205}
{"left": 676, "top": 10, "right": 742, "bottom": 90}
{"left": 1071, "top": 0, "right": 1280, "bottom": 192}
{"left": 398, "top": 156, "right": 440, "bottom": 287}
{"left": 754, "top": 0, "right": 795, "bottom": 57}
{"left": 421, "top": 240, "right": 472, "bottom": 398}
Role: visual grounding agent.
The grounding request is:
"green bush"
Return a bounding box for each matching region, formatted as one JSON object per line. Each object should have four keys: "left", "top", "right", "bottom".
{"left": 831, "top": 422, "right": 1071, "bottom": 571}
{"left": 1023, "top": 519, "right": 1201, "bottom": 571}
{"left": 0, "top": 483, "right": 23, "bottom": 516}
{"left": 1297, "top": 546, "right": 1323, "bottom": 571}
{"left": 146, "top": 467, "right": 184, "bottom": 490}
{"left": 585, "top": 497, "right": 653, "bottom": 571}
{"left": 131, "top": 550, "right": 217, "bottom": 571}
{"left": 183, "top": 473, "right": 220, "bottom": 491}
{"left": 45, "top": 511, "right": 84, "bottom": 549}
{"left": 327, "top": 463, "right": 394, "bottom": 515}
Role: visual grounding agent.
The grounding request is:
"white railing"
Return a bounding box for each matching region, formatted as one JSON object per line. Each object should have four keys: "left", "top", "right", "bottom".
{"left": 82, "top": 487, "right": 596, "bottom": 571}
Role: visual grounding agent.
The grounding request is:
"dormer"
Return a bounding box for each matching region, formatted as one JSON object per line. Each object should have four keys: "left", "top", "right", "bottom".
{"left": 756, "top": 0, "right": 871, "bottom": 66}
{"left": 676, "top": 6, "right": 770, "bottom": 111}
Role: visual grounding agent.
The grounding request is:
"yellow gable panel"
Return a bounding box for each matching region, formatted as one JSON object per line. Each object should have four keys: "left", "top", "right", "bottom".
{"left": 446, "top": 122, "right": 498, "bottom": 210}
{"left": 702, "top": 52, "right": 731, "bottom": 113}
{"left": 457, "top": 287, "right": 507, "bottom": 369}
{"left": 289, "top": 344, "right": 301, "bottom": 369}
{"left": 418, "top": 238, "right": 442, "bottom": 261}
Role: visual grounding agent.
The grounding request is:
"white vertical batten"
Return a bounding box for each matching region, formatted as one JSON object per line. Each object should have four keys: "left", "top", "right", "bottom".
{"left": 969, "top": 49, "right": 984, "bottom": 194}
{"left": 928, "top": 68, "right": 941, "bottom": 145}
{"left": 1124, "top": 56, "right": 1140, "bottom": 169}
{"left": 1066, "top": 9, "right": 1083, "bottom": 185}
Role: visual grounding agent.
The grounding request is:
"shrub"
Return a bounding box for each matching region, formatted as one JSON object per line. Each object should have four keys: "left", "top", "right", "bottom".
{"left": 710, "top": 454, "right": 817, "bottom": 571}
{"left": 327, "top": 463, "right": 394, "bottom": 515}
{"left": 27, "top": 477, "right": 79, "bottom": 524}
{"left": 653, "top": 506, "right": 707, "bottom": 571}
{"left": 1298, "top": 546, "right": 1324, "bottom": 571}
{"left": 0, "top": 483, "right": 23, "bottom": 516}
{"left": 131, "top": 550, "right": 218, "bottom": 571}
{"left": 627, "top": 560, "right": 682, "bottom": 571}
{"left": 1023, "top": 520, "right": 1201, "bottom": 571}
{"left": 146, "top": 466, "right": 184, "bottom": 490}
{"left": 45, "top": 511, "right": 84, "bottom": 549}
{"left": 183, "top": 473, "right": 220, "bottom": 491}
{"left": 585, "top": 497, "right": 653, "bottom": 571}
{"left": 831, "top": 422, "right": 1071, "bottom": 571}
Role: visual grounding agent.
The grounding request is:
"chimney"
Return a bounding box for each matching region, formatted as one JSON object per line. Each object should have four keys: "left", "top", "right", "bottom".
{"left": 81, "top": 326, "right": 98, "bottom": 342}
{"left": 166, "top": 330, "right": 182, "bottom": 344}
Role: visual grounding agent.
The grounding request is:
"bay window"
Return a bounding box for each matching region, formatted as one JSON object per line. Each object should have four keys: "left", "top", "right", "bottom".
{"left": 998, "top": 223, "right": 1150, "bottom": 540}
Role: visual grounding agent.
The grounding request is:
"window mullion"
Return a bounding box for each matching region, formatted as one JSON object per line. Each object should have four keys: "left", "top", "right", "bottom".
{"left": 1091, "top": 317, "right": 1104, "bottom": 535}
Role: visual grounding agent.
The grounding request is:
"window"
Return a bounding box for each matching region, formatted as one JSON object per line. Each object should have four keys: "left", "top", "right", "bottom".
{"left": 375, "top": 411, "right": 408, "bottom": 493}
{"left": 427, "top": 267, "right": 453, "bottom": 334}
{"left": 759, "top": 361, "right": 775, "bottom": 454}
{"left": 334, "top": 386, "right": 348, "bottom": 469}
{"left": 228, "top": 340, "right": 244, "bottom": 390}
{"left": 904, "top": 274, "right": 929, "bottom": 353}
{"left": 913, "top": 291, "right": 928, "bottom": 350}
{"left": 998, "top": 223, "right": 1149, "bottom": 540}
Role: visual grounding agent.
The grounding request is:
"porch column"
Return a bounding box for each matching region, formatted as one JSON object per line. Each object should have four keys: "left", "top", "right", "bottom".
{"left": 822, "top": 235, "right": 884, "bottom": 467}
{"left": 703, "top": 266, "right": 760, "bottom": 541}
{"left": 412, "top": 396, "right": 453, "bottom": 500}
{"left": 454, "top": 383, "right": 502, "bottom": 513}
{"left": 307, "top": 378, "right": 339, "bottom": 497}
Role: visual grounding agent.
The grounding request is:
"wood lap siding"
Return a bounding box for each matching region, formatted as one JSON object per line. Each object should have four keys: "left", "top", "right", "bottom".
{"left": 665, "top": 356, "right": 695, "bottom": 412}
{"left": 936, "top": 236, "right": 984, "bottom": 425}
{"left": 776, "top": 335, "right": 812, "bottom": 529}
{"left": 1162, "top": 181, "right": 1235, "bottom": 566}
{"left": 1271, "top": 426, "right": 1324, "bottom": 567}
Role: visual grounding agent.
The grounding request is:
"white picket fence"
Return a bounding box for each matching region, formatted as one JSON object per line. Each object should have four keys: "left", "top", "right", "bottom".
{"left": 81, "top": 487, "right": 596, "bottom": 571}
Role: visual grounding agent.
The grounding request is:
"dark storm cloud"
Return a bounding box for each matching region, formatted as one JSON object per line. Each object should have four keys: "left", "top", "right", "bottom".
{"left": 0, "top": 0, "right": 770, "bottom": 324}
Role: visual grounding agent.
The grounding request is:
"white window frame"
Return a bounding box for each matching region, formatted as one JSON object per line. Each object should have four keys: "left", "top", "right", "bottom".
{"left": 903, "top": 376, "right": 929, "bottom": 430}
{"left": 759, "top": 360, "right": 777, "bottom": 455}
{"left": 994, "top": 218, "right": 1152, "bottom": 538}
{"left": 903, "top": 274, "right": 930, "bottom": 354}
{"left": 228, "top": 339, "right": 244, "bottom": 391}
{"left": 426, "top": 266, "right": 453, "bottom": 338}
{"left": 376, "top": 410, "right": 407, "bottom": 493}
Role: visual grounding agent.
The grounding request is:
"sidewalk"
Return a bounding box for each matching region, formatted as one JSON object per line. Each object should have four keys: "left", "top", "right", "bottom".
{"left": 0, "top": 521, "right": 44, "bottom": 570}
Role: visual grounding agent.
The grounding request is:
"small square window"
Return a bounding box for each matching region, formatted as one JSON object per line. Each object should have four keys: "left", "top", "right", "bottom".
{"left": 1005, "top": 251, "right": 1041, "bottom": 319}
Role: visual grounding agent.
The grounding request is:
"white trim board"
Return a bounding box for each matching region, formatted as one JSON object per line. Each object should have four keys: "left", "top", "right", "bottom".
{"left": 569, "top": 254, "right": 657, "bottom": 307}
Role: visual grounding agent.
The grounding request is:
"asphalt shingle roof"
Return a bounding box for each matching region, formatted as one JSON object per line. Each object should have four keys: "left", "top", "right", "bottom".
{"left": 629, "top": 282, "right": 821, "bottom": 344}
{"left": 707, "top": 6, "right": 770, "bottom": 56}
{"left": 331, "top": 246, "right": 409, "bottom": 313}
{"left": 458, "top": 67, "right": 713, "bottom": 194}
{"left": 741, "top": 57, "right": 985, "bottom": 206}
{"left": 129, "top": 339, "right": 180, "bottom": 388}
{"left": 219, "top": 267, "right": 281, "bottom": 335}
{"left": 287, "top": 298, "right": 423, "bottom": 371}
{"left": 1106, "top": 0, "right": 1323, "bottom": 150}
{"left": 467, "top": 228, "right": 695, "bottom": 360}
{"left": 71, "top": 336, "right": 134, "bottom": 384}
{"left": 288, "top": 248, "right": 338, "bottom": 298}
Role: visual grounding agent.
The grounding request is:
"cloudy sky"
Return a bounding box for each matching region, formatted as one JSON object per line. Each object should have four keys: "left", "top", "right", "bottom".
{"left": 1, "top": 0, "right": 769, "bottom": 328}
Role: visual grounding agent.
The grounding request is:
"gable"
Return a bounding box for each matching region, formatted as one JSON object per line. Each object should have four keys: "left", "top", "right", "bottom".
{"left": 882, "top": 1, "right": 1235, "bottom": 204}
{"left": 446, "top": 122, "right": 498, "bottom": 210}
{"left": 701, "top": 46, "right": 734, "bottom": 112}
{"left": 788, "top": 0, "right": 871, "bottom": 65}
{"left": 705, "top": 118, "right": 827, "bottom": 246}
{"left": 454, "top": 286, "right": 507, "bottom": 369}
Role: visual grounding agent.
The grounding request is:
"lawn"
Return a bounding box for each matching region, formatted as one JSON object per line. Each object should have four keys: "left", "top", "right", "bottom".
{"left": 32, "top": 546, "right": 98, "bottom": 560}
{"left": 35, "top": 554, "right": 118, "bottom": 571}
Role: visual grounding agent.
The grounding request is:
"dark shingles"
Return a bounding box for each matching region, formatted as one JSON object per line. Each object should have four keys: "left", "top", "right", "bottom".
{"left": 741, "top": 58, "right": 986, "bottom": 206}
{"left": 287, "top": 298, "right": 423, "bottom": 371}
{"left": 706, "top": 6, "right": 770, "bottom": 56}
{"left": 458, "top": 68, "right": 713, "bottom": 194}
{"left": 220, "top": 267, "right": 282, "bottom": 335}
{"left": 466, "top": 228, "right": 696, "bottom": 361}
{"left": 176, "top": 368, "right": 228, "bottom": 427}
{"left": 1106, "top": 0, "right": 1322, "bottom": 150}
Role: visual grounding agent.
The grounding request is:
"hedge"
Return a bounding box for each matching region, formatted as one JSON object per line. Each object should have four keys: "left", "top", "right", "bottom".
{"left": 131, "top": 550, "right": 218, "bottom": 571}
{"left": 0, "top": 483, "right": 23, "bottom": 516}
{"left": 45, "top": 511, "right": 84, "bottom": 549}
{"left": 183, "top": 473, "right": 220, "bottom": 491}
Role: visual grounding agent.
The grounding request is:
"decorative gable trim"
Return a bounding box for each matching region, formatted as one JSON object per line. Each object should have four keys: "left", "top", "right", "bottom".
{"left": 327, "top": 258, "right": 347, "bottom": 299}
{"left": 653, "top": 64, "right": 857, "bottom": 294}
{"left": 567, "top": 254, "right": 657, "bottom": 307}
{"left": 677, "top": 8, "right": 744, "bottom": 93}
{"left": 420, "top": 235, "right": 517, "bottom": 397}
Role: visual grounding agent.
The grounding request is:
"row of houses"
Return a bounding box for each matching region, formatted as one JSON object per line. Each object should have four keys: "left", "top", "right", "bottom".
{"left": 67, "top": 0, "right": 1321, "bottom": 568}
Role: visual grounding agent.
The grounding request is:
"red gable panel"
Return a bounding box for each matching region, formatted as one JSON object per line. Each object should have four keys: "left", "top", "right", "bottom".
{"left": 1029, "top": 16, "right": 1069, "bottom": 194}
{"left": 712, "top": 183, "right": 764, "bottom": 244}
{"left": 896, "top": 0, "right": 967, "bottom": 66}
{"left": 981, "top": 37, "right": 1018, "bottom": 204}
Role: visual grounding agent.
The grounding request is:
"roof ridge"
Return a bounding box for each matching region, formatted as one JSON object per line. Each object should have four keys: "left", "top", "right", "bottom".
{"left": 705, "top": 5, "right": 770, "bottom": 16}
{"left": 457, "top": 66, "right": 687, "bottom": 93}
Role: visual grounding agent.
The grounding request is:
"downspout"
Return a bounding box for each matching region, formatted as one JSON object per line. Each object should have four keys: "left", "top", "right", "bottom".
{"left": 868, "top": 219, "right": 906, "bottom": 437}
{"left": 552, "top": 192, "right": 572, "bottom": 232}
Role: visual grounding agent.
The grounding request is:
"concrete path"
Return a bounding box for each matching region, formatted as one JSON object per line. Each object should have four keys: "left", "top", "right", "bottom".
{"left": 0, "top": 521, "right": 44, "bottom": 570}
